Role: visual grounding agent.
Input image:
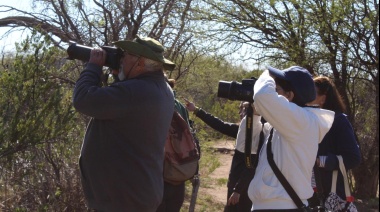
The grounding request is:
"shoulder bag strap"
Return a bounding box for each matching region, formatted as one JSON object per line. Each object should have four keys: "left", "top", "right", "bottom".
{"left": 337, "top": 155, "right": 354, "bottom": 202}
{"left": 330, "top": 170, "right": 338, "bottom": 193}
{"left": 337, "top": 155, "right": 355, "bottom": 211}
{"left": 266, "top": 128, "right": 309, "bottom": 210}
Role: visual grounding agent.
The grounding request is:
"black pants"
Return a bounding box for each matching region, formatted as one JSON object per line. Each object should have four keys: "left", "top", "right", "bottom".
{"left": 224, "top": 151, "right": 254, "bottom": 212}
{"left": 156, "top": 181, "right": 185, "bottom": 212}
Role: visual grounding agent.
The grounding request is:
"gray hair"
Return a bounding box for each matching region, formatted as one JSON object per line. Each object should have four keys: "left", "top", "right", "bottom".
{"left": 144, "top": 58, "right": 163, "bottom": 72}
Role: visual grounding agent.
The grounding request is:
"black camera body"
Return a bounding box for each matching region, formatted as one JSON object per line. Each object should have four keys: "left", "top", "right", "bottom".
{"left": 66, "top": 42, "right": 124, "bottom": 70}
{"left": 217, "top": 78, "right": 257, "bottom": 102}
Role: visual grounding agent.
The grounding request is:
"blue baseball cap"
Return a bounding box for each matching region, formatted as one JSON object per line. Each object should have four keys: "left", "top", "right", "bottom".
{"left": 267, "top": 66, "right": 316, "bottom": 105}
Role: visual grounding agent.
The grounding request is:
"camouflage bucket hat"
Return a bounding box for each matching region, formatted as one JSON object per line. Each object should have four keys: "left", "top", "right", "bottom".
{"left": 113, "top": 36, "right": 175, "bottom": 70}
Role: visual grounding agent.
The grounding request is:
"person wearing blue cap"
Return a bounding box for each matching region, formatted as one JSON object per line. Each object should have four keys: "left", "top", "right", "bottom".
{"left": 73, "top": 36, "right": 175, "bottom": 211}
{"left": 247, "top": 66, "right": 335, "bottom": 211}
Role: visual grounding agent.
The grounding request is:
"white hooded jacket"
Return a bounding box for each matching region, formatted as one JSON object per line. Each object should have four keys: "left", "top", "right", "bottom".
{"left": 248, "top": 70, "right": 335, "bottom": 210}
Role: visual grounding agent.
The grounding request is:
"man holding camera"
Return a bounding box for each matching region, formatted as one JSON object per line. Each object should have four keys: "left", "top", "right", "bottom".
{"left": 73, "top": 36, "right": 175, "bottom": 211}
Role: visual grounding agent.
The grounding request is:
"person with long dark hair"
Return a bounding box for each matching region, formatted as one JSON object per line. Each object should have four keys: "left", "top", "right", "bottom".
{"left": 310, "top": 76, "right": 361, "bottom": 202}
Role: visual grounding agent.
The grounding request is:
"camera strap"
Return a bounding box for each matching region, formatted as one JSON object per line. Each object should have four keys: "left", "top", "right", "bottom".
{"left": 244, "top": 103, "right": 254, "bottom": 168}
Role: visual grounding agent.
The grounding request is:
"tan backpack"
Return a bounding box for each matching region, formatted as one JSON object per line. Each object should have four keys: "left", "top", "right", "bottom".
{"left": 164, "top": 111, "right": 200, "bottom": 185}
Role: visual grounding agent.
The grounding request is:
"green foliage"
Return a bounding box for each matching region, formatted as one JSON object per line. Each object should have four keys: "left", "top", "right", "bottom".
{"left": 0, "top": 32, "right": 76, "bottom": 159}
{"left": 197, "top": 142, "right": 219, "bottom": 174}
{"left": 0, "top": 32, "right": 86, "bottom": 211}
{"left": 172, "top": 54, "right": 254, "bottom": 142}
{"left": 0, "top": 0, "right": 378, "bottom": 209}
{"left": 200, "top": 0, "right": 379, "bottom": 199}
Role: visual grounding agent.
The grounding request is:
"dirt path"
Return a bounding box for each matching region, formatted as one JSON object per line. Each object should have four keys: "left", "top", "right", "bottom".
{"left": 199, "top": 140, "right": 235, "bottom": 204}
{"left": 200, "top": 153, "right": 232, "bottom": 204}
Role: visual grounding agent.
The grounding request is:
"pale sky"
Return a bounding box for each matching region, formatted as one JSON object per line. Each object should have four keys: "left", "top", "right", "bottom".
{"left": 0, "top": 0, "right": 261, "bottom": 70}
{"left": 0, "top": 0, "right": 33, "bottom": 52}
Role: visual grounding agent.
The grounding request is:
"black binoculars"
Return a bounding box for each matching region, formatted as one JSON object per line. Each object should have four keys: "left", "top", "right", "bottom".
{"left": 66, "top": 42, "right": 123, "bottom": 70}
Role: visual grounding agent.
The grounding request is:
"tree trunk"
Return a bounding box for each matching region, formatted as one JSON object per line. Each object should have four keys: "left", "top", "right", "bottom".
{"left": 353, "top": 140, "right": 379, "bottom": 198}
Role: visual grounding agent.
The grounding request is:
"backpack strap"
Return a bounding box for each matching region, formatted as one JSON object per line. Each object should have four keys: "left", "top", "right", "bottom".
{"left": 266, "top": 128, "right": 309, "bottom": 211}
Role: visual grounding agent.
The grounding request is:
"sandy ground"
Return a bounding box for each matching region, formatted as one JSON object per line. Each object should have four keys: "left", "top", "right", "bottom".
{"left": 200, "top": 153, "right": 232, "bottom": 204}
{"left": 199, "top": 140, "right": 235, "bottom": 204}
